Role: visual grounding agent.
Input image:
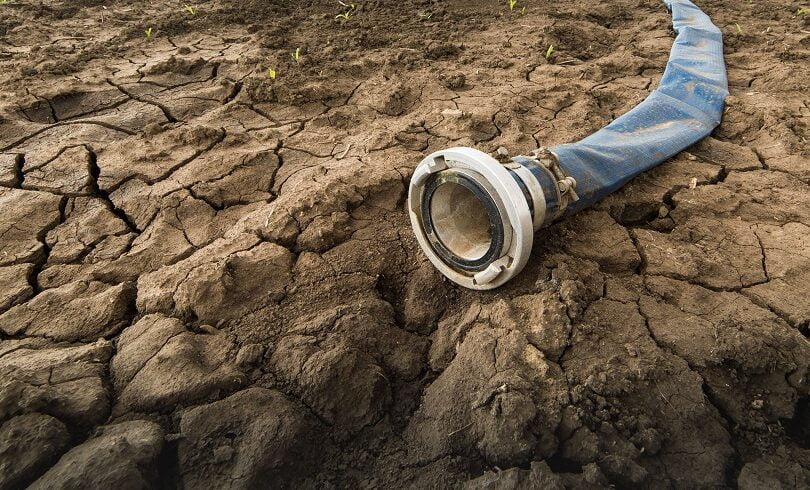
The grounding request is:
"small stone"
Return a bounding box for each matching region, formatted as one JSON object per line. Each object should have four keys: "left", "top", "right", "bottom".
{"left": 559, "top": 279, "right": 578, "bottom": 302}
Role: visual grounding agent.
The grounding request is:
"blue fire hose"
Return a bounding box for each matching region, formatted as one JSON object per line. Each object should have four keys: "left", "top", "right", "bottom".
{"left": 408, "top": 0, "right": 729, "bottom": 289}
{"left": 553, "top": 0, "right": 729, "bottom": 213}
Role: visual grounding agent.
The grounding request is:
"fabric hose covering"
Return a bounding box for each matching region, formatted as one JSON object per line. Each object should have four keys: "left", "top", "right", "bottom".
{"left": 551, "top": 0, "right": 729, "bottom": 214}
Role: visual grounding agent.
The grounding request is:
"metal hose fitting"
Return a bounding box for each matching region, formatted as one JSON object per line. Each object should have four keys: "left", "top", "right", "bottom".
{"left": 408, "top": 147, "right": 578, "bottom": 289}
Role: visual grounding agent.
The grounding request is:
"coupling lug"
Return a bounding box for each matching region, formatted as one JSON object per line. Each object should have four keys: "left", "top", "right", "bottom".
{"left": 531, "top": 147, "right": 579, "bottom": 217}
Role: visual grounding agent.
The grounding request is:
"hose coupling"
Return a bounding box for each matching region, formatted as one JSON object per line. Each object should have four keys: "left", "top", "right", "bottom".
{"left": 408, "top": 146, "right": 576, "bottom": 289}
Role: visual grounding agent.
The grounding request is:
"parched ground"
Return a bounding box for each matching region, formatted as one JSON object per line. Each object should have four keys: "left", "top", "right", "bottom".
{"left": 1, "top": 0, "right": 808, "bottom": 488}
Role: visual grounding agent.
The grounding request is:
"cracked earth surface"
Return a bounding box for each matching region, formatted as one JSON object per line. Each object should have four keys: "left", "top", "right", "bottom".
{"left": 1, "top": 0, "right": 809, "bottom": 488}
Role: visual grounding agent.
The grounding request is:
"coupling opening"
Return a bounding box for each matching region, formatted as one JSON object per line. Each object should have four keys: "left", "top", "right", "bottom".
{"left": 430, "top": 182, "right": 491, "bottom": 262}
{"left": 421, "top": 170, "right": 505, "bottom": 272}
{"left": 408, "top": 147, "right": 542, "bottom": 290}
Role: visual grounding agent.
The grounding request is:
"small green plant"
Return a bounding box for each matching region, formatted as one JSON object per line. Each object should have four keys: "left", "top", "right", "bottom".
{"left": 735, "top": 22, "right": 742, "bottom": 34}
{"left": 0, "top": 0, "right": 9, "bottom": 6}
{"left": 419, "top": 11, "right": 433, "bottom": 20}
{"left": 183, "top": 3, "right": 197, "bottom": 15}
{"left": 145, "top": 27, "right": 153, "bottom": 39}
{"left": 336, "top": 1, "right": 356, "bottom": 20}
{"left": 291, "top": 47, "right": 302, "bottom": 63}
{"left": 267, "top": 68, "right": 277, "bottom": 80}
{"left": 508, "top": 0, "right": 518, "bottom": 11}
{"left": 520, "top": 6, "right": 526, "bottom": 15}
{"left": 545, "top": 44, "right": 555, "bottom": 60}
{"left": 798, "top": 7, "right": 809, "bottom": 15}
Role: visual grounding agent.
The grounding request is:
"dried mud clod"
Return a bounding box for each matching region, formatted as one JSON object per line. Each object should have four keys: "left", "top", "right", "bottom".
{"left": 0, "top": 0, "right": 809, "bottom": 487}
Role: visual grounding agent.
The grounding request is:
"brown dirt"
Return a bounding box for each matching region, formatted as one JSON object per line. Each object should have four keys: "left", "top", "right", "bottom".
{"left": 1, "top": 0, "right": 809, "bottom": 488}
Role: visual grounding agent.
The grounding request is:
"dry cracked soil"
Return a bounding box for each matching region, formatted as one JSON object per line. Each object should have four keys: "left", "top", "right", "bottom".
{"left": 1, "top": 0, "right": 809, "bottom": 488}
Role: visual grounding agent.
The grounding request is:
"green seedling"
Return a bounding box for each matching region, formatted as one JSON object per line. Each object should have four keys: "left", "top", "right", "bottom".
{"left": 145, "top": 27, "right": 153, "bottom": 39}
{"left": 291, "top": 47, "right": 302, "bottom": 63}
{"left": 267, "top": 68, "right": 277, "bottom": 80}
{"left": 545, "top": 44, "right": 554, "bottom": 59}
{"left": 0, "top": 0, "right": 8, "bottom": 5}
{"left": 735, "top": 23, "right": 742, "bottom": 33}
{"left": 508, "top": 0, "right": 518, "bottom": 11}
{"left": 419, "top": 11, "right": 433, "bottom": 20}
{"left": 520, "top": 6, "right": 526, "bottom": 15}
{"left": 798, "top": 7, "right": 809, "bottom": 15}
{"left": 183, "top": 4, "right": 197, "bottom": 15}
{"left": 336, "top": 0, "right": 356, "bottom": 20}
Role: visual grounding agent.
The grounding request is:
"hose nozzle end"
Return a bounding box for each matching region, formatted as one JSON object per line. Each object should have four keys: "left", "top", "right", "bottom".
{"left": 408, "top": 147, "right": 547, "bottom": 290}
